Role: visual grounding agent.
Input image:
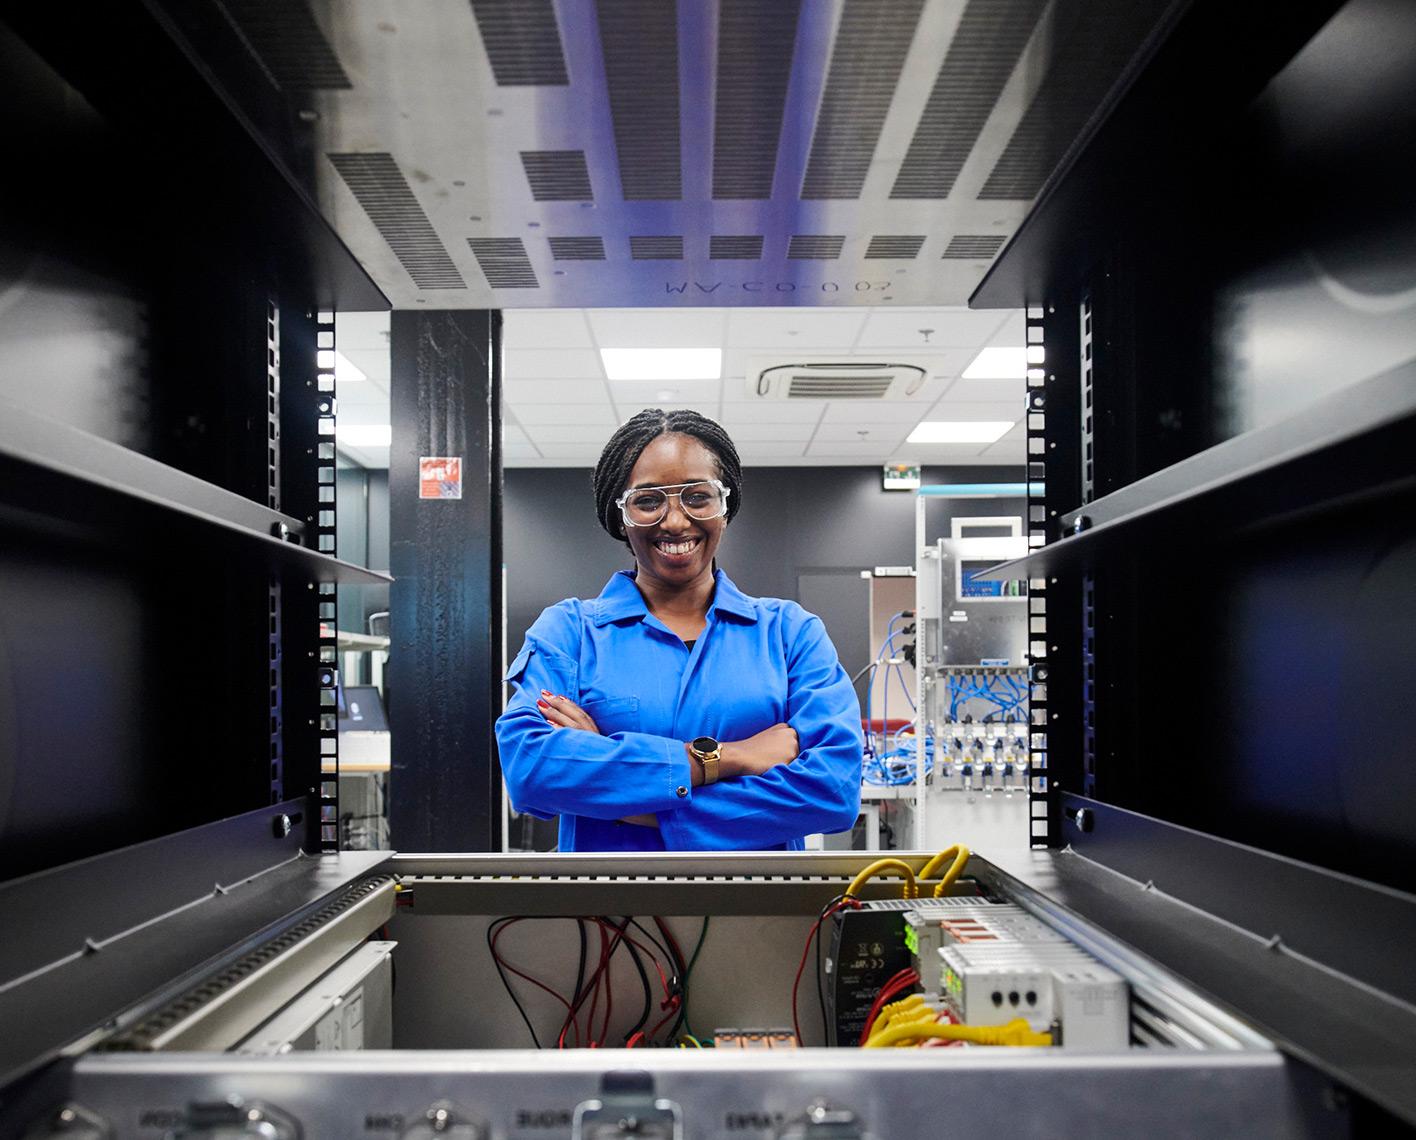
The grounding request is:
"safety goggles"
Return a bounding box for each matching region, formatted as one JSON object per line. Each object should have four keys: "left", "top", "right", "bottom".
{"left": 616, "top": 479, "right": 730, "bottom": 527}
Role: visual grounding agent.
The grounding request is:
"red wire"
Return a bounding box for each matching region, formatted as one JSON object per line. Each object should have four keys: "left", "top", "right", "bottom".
{"left": 560, "top": 920, "right": 617, "bottom": 1050}
{"left": 625, "top": 1030, "right": 644, "bottom": 1048}
{"left": 858, "top": 968, "right": 920, "bottom": 1045}
{"left": 503, "top": 917, "right": 678, "bottom": 1051}
{"left": 791, "top": 899, "right": 859, "bottom": 1046}
{"left": 590, "top": 919, "right": 674, "bottom": 1044}
{"left": 491, "top": 921, "right": 578, "bottom": 1038}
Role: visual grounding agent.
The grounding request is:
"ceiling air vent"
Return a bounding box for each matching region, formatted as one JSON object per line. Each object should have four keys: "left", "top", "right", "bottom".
{"left": 751, "top": 361, "right": 928, "bottom": 400}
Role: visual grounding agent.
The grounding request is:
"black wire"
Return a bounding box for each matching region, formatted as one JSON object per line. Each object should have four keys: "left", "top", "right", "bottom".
{"left": 647, "top": 917, "right": 686, "bottom": 1042}
{"left": 611, "top": 917, "right": 653, "bottom": 1042}
{"left": 628, "top": 918, "right": 677, "bottom": 977}
{"left": 816, "top": 894, "right": 849, "bottom": 1043}
{"left": 564, "top": 918, "right": 589, "bottom": 1046}
{"left": 668, "top": 916, "right": 710, "bottom": 1041}
{"left": 486, "top": 917, "right": 542, "bottom": 1049}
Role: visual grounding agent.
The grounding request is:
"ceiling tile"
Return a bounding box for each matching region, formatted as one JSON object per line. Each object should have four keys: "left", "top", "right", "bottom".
{"left": 334, "top": 311, "right": 391, "bottom": 352}
{"left": 607, "top": 379, "right": 721, "bottom": 405}
{"left": 737, "top": 441, "right": 807, "bottom": 464}
{"left": 502, "top": 425, "right": 530, "bottom": 446}
{"left": 587, "top": 309, "right": 729, "bottom": 348}
{"left": 504, "top": 377, "right": 609, "bottom": 403}
{"left": 725, "top": 309, "right": 868, "bottom": 348}
{"left": 855, "top": 308, "right": 1010, "bottom": 349}
{"left": 536, "top": 443, "right": 610, "bottom": 459}
{"left": 503, "top": 309, "right": 595, "bottom": 348}
{"left": 504, "top": 442, "right": 542, "bottom": 459}
{"left": 812, "top": 422, "right": 910, "bottom": 443}
{"left": 644, "top": 402, "right": 722, "bottom": 422}
{"left": 892, "top": 441, "right": 992, "bottom": 460}
{"left": 939, "top": 377, "right": 1029, "bottom": 405}
{"left": 505, "top": 347, "right": 604, "bottom": 379}
{"left": 719, "top": 400, "right": 827, "bottom": 424}
{"left": 511, "top": 403, "right": 617, "bottom": 426}
{"left": 804, "top": 438, "right": 903, "bottom": 455}
{"left": 525, "top": 424, "right": 618, "bottom": 444}
{"left": 714, "top": 422, "right": 816, "bottom": 442}
{"left": 819, "top": 400, "right": 935, "bottom": 424}
{"left": 990, "top": 310, "right": 1027, "bottom": 345}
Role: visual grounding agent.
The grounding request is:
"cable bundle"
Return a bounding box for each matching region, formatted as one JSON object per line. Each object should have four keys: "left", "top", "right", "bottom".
{"left": 486, "top": 915, "right": 709, "bottom": 1049}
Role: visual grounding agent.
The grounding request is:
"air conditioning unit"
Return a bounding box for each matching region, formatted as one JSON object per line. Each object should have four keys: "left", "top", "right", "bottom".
{"left": 749, "top": 360, "right": 929, "bottom": 400}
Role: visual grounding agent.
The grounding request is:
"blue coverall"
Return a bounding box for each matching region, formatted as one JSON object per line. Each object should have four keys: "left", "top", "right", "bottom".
{"left": 496, "top": 569, "right": 864, "bottom": 851}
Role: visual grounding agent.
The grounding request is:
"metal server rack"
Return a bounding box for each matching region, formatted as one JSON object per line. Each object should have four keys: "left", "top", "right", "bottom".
{"left": 970, "top": 0, "right": 1416, "bottom": 1127}
{"left": 0, "top": 0, "right": 391, "bottom": 1098}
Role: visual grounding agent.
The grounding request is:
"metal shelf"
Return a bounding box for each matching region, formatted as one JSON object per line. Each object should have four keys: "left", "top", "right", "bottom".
{"left": 0, "top": 400, "right": 391, "bottom": 586}
{"left": 979, "top": 357, "right": 1416, "bottom": 580}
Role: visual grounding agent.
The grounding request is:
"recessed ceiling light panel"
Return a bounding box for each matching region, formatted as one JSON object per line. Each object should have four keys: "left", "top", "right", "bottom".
{"left": 600, "top": 347, "right": 722, "bottom": 381}
{"left": 961, "top": 346, "right": 1027, "bottom": 380}
{"left": 907, "top": 421, "right": 1013, "bottom": 444}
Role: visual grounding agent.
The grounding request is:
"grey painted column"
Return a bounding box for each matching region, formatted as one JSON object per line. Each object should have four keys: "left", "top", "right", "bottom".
{"left": 388, "top": 310, "right": 503, "bottom": 850}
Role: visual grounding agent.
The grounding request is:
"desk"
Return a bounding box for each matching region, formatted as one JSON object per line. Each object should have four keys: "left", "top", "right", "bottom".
{"left": 323, "top": 731, "right": 391, "bottom": 849}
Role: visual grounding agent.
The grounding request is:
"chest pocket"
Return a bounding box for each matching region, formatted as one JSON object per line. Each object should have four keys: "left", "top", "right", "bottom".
{"left": 581, "top": 695, "right": 641, "bottom": 736}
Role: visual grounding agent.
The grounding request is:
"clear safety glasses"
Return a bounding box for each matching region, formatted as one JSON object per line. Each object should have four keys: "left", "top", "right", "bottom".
{"left": 616, "top": 479, "right": 730, "bottom": 528}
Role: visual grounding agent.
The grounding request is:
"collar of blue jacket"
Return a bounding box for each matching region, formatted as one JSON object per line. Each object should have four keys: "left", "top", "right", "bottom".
{"left": 587, "top": 567, "right": 759, "bottom": 626}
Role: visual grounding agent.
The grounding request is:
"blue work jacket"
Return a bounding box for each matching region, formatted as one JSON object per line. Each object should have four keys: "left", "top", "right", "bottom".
{"left": 496, "top": 568, "right": 864, "bottom": 851}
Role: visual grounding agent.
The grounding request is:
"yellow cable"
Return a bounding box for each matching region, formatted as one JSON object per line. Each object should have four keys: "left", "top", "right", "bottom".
{"left": 863, "top": 1018, "right": 1052, "bottom": 1049}
{"left": 845, "top": 858, "right": 919, "bottom": 899}
{"left": 917, "top": 844, "right": 971, "bottom": 897}
{"left": 680, "top": 1034, "right": 703, "bottom": 1048}
{"left": 865, "top": 996, "right": 937, "bottom": 1044}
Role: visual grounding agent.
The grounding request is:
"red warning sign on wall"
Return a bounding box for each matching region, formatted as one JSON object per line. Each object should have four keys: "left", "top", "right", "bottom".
{"left": 419, "top": 456, "right": 463, "bottom": 500}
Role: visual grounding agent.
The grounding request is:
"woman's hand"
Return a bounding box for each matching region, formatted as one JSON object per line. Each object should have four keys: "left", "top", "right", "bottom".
{"left": 719, "top": 722, "right": 799, "bottom": 778}
{"left": 536, "top": 691, "right": 601, "bottom": 733}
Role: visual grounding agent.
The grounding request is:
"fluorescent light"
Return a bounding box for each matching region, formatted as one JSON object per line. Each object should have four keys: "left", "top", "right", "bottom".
{"left": 334, "top": 350, "right": 367, "bottom": 384}
{"left": 961, "top": 347, "right": 1027, "bottom": 380}
{"left": 337, "top": 424, "right": 392, "bottom": 447}
{"left": 907, "top": 421, "right": 1013, "bottom": 444}
{"left": 601, "top": 348, "right": 722, "bottom": 381}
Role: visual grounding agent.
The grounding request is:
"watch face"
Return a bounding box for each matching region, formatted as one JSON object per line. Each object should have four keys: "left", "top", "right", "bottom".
{"left": 691, "top": 736, "right": 718, "bottom": 753}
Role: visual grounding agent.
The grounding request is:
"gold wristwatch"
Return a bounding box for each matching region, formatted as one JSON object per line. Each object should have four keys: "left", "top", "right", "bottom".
{"left": 689, "top": 736, "right": 721, "bottom": 785}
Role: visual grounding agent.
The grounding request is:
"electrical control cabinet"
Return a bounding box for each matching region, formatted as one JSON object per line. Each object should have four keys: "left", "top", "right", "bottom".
{"left": 1, "top": 854, "right": 1346, "bottom": 1139}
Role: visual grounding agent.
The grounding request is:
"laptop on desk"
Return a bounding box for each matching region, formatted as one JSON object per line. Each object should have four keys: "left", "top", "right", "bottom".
{"left": 336, "top": 684, "right": 391, "bottom": 769}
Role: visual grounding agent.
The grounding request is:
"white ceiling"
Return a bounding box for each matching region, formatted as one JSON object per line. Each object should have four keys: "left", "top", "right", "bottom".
{"left": 335, "top": 304, "right": 1026, "bottom": 470}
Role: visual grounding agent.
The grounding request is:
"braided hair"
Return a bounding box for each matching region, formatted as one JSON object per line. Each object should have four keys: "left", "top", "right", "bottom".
{"left": 592, "top": 408, "right": 743, "bottom": 545}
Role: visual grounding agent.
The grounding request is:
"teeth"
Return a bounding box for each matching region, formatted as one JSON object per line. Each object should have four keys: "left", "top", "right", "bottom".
{"left": 657, "top": 539, "right": 697, "bottom": 555}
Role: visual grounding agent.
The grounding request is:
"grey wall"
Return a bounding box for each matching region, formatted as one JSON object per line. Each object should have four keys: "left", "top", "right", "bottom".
{"left": 336, "top": 467, "right": 391, "bottom": 639}
{"left": 503, "top": 465, "right": 1025, "bottom": 693}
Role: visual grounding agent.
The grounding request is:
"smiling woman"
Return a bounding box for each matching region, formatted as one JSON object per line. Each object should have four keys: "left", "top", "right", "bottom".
{"left": 495, "top": 408, "right": 865, "bottom": 852}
